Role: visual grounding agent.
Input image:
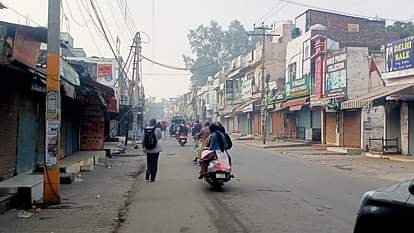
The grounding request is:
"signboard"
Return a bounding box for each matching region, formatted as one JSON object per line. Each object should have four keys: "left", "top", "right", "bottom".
{"left": 47, "top": 92, "right": 58, "bottom": 118}
{"left": 46, "top": 120, "right": 59, "bottom": 167}
{"left": 13, "top": 30, "right": 41, "bottom": 68}
{"left": 285, "top": 74, "right": 310, "bottom": 99}
{"left": 97, "top": 63, "right": 115, "bottom": 86}
{"left": 326, "top": 49, "right": 347, "bottom": 98}
{"left": 242, "top": 79, "right": 252, "bottom": 99}
{"left": 385, "top": 36, "right": 414, "bottom": 72}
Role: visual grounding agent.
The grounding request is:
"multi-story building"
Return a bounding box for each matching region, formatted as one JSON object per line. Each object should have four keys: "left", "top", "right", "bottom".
{"left": 279, "top": 9, "right": 398, "bottom": 144}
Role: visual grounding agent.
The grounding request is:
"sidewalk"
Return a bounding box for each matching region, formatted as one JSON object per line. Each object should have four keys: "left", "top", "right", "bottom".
{"left": 236, "top": 139, "right": 310, "bottom": 149}
{"left": 0, "top": 156, "right": 145, "bottom": 233}
{"left": 268, "top": 146, "right": 414, "bottom": 182}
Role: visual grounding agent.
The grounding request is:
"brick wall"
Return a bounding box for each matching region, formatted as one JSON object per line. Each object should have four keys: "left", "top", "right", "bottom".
{"left": 313, "top": 30, "right": 399, "bottom": 48}
{"left": 305, "top": 10, "right": 386, "bottom": 33}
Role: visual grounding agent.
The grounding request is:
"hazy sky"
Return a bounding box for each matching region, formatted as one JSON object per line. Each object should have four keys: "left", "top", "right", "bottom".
{"left": 0, "top": 0, "right": 413, "bottom": 99}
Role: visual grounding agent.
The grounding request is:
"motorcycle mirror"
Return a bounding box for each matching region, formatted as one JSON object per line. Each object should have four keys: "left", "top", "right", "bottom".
{"left": 409, "top": 181, "right": 414, "bottom": 196}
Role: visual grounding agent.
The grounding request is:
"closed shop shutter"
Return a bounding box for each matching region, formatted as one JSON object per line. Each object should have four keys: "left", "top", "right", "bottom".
{"left": 0, "top": 88, "right": 19, "bottom": 180}
{"left": 271, "top": 112, "right": 284, "bottom": 136}
{"left": 297, "top": 109, "right": 311, "bottom": 128}
{"left": 61, "top": 98, "right": 81, "bottom": 157}
{"left": 286, "top": 113, "right": 297, "bottom": 138}
{"left": 312, "top": 111, "right": 321, "bottom": 128}
{"left": 252, "top": 113, "right": 261, "bottom": 135}
{"left": 343, "top": 111, "right": 361, "bottom": 148}
{"left": 408, "top": 103, "right": 414, "bottom": 156}
{"left": 16, "top": 94, "right": 37, "bottom": 174}
{"left": 228, "top": 117, "right": 234, "bottom": 133}
{"left": 326, "top": 112, "right": 337, "bottom": 145}
{"left": 236, "top": 115, "right": 245, "bottom": 134}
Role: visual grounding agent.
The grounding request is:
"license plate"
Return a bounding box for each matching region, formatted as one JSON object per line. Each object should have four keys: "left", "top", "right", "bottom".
{"left": 216, "top": 173, "right": 226, "bottom": 179}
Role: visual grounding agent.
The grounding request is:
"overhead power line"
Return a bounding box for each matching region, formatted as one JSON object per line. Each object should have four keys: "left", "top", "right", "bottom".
{"left": 89, "top": 0, "right": 131, "bottom": 82}
{"left": 142, "top": 55, "right": 189, "bottom": 71}
{"left": 0, "top": 2, "right": 42, "bottom": 26}
{"left": 262, "top": 2, "right": 288, "bottom": 22}
{"left": 255, "top": 1, "right": 283, "bottom": 24}
{"left": 64, "top": 0, "right": 89, "bottom": 27}
{"left": 75, "top": 0, "right": 103, "bottom": 56}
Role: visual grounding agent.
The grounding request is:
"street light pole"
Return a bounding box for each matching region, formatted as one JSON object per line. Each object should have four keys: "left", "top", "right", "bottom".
{"left": 248, "top": 22, "right": 278, "bottom": 144}
{"left": 44, "top": 0, "right": 61, "bottom": 204}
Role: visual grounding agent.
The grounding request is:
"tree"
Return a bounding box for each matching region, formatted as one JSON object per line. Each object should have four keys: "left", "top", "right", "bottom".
{"left": 386, "top": 21, "right": 414, "bottom": 38}
{"left": 184, "top": 19, "right": 256, "bottom": 86}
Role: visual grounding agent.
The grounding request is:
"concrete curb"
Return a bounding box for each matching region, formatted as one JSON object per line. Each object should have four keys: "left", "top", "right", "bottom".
{"left": 239, "top": 142, "right": 310, "bottom": 149}
{"left": 365, "top": 153, "right": 414, "bottom": 162}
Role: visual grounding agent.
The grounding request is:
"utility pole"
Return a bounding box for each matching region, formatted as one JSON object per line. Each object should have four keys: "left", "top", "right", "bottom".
{"left": 44, "top": 0, "right": 61, "bottom": 204}
{"left": 125, "top": 32, "right": 142, "bottom": 146}
{"left": 249, "top": 22, "right": 278, "bottom": 144}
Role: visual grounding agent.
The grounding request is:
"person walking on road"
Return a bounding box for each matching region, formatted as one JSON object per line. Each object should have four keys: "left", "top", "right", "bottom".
{"left": 143, "top": 119, "right": 163, "bottom": 182}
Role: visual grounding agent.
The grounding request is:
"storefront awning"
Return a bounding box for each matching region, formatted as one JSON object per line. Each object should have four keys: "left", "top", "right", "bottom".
{"left": 234, "top": 98, "right": 260, "bottom": 114}
{"left": 281, "top": 96, "right": 309, "bottom": 111}
{"left": 341, "top": 84, "right": 414, "bottom": 110}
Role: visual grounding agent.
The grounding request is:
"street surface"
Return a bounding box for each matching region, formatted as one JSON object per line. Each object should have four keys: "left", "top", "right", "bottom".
{"left": 118, "top": 139, "right": 398, "bottom": 233}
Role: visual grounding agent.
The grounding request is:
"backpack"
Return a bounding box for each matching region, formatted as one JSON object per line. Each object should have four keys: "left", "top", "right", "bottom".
{"left": 224, "top": 133, "right": 233, "bottom": 150}
{"left": 143, "top": 127, "right": 158, "bottom": 150}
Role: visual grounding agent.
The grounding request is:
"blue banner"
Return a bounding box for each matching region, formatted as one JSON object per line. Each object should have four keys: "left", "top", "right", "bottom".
{"left": 386, "top": 36, "right": 414, "bottom": 72}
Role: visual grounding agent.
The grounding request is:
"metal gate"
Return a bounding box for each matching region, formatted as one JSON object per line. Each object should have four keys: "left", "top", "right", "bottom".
{"left": 16, "top": 95, "right": 37, "bottom": 174}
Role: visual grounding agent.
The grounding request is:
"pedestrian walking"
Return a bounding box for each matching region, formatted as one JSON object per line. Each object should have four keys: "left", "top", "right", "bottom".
{"left": 142, "top": 119, "right": 163, "bottom": 182}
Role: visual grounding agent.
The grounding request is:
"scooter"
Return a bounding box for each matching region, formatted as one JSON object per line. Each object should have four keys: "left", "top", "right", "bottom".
{"left": 177, "top": 133, "right": 187, "bottom": 146}
{"left": 200, "top": 150, "right": 232, "bottom": 191}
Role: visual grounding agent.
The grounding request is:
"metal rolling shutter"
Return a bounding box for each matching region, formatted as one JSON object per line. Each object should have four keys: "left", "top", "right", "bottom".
{"left": 0, "top": 89, "right": 19, "bottom": 180}
{"left": 326, "top": 112, "right": 337, "bottom": 145}
{"left": 343, "top": 111, "right": 361, "bottom": 148}
{"left": 16, "top": 95, "right": 37, "bottom": 174}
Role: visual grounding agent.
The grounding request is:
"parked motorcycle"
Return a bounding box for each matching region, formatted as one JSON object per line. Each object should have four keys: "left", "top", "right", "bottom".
{"left": 200, "top": 150, "right": 232, "bottom": 191}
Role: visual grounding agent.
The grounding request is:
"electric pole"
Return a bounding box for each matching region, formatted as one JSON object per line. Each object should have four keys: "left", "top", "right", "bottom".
{"left": 249, "top": 22, "right": 278, "bottom": 145}
{"left": 125, "top": 32, "right": 142, "bottom": 146}
{"left": 44, "top": 0, "right": 61, "bottom": 204}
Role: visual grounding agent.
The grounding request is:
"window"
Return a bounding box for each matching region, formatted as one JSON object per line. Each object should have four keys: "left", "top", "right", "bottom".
{"left": 303, "top": 40, "right": 311, "bottom": 59}
{"left": 288, "top": 63, "right": 297, "bottom": 81}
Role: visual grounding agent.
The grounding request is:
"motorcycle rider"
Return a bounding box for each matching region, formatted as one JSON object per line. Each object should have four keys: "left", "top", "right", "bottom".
{"left": 194, "top": 122, "right": 210, "bottom": 162}
{"left": 198, "top": 123, "right": 229, "bottom": 179}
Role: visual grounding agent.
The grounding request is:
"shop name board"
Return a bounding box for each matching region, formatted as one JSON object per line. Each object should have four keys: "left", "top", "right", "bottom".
{"left": 386, "top": 36, "right": 414, "bottom": 72}
{"left": 285, "top": 74, "right": 310, "bottom": 99}
{"left": 97, "top": 63, "right": 115, "bottom": 86}
{"left": 242, "top": 79, "right": 252, "bottom": 99}
{"left": 326, "top": 49, "right": 347, "bottom": 98}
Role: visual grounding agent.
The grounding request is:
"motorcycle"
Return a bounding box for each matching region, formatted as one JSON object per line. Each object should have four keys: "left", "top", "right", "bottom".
{"left": 177, "top": 133, "right": 187, "bottom": 146}
{"left": 200, "top": 150, "right": 232, "bottom": 191}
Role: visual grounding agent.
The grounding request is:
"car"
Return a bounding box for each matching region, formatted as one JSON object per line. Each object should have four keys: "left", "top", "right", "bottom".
{"left": 353, "top": 179, "right": 414, "bottom": 233}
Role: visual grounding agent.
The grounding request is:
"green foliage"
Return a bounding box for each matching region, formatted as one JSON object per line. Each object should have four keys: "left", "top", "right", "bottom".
{"left": 184, "top": 19, "right": 257, "bottom": 86}
{"left": 386, "top": 21, "right": 414, "bottom": 38}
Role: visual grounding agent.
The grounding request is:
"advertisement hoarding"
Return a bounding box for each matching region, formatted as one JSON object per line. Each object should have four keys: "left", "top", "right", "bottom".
{"left": 326, "top": 49, "right": 347, "bottom": 98}
{"left": 97, "top": 63, "right": 115, "bottom": 86}
{"left": 385, "top": 36, "right": 414, "bottom": 72}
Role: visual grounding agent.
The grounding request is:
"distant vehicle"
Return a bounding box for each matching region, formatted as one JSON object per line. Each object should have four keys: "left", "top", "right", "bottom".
{"left": 177, "top": 132, "right": 187, "bottom": 146}
{"left": 169, "top": 116, "right": 185, "bottom": 136}
{"left": 353, "top": 179, "right": 414, "bottom": 233}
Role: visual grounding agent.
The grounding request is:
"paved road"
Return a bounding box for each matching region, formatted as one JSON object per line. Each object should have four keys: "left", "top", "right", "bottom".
{"left": 118, "top": 139, "right": 393, "bottom": 233}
